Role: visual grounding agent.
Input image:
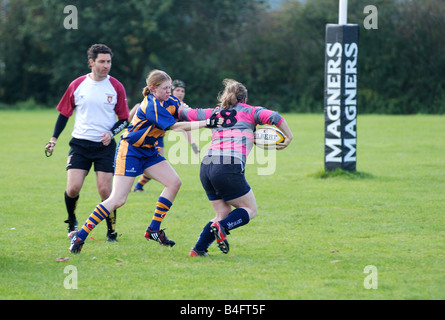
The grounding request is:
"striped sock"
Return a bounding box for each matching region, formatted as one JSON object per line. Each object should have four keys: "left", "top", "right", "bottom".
{"left": 149, "top": 196, "right": 172, "bottom": 231}
{"left": 134, "top": 174, "right": 151, "bottom": 190}
{"left": 77, "top": 204, "right": 110, "bottom": 241}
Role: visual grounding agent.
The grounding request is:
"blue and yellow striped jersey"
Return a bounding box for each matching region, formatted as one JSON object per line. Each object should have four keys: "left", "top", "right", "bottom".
{"left": 122, "top": 93, "right": 180, "bottom": 149}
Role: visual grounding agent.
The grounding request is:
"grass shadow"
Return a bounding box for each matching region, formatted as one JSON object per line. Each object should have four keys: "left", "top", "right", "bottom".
{"left": 309, "top": 169, "right": 375, "bottom": 180}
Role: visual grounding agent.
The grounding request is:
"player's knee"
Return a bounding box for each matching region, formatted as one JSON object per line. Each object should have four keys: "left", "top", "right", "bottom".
{"left": 111, "top": 197, "right": 126, "bottom": 210}
{"left": 247, "top": 207, "right": 257, "bottom": 220}
{"left": 66, "top": 187, "right": 81, "bottom": 198}
{"left": 115, "top": 199, "right": 126, "bottom": 209}
{"left": 103, "top": 194, "right": 127, "bottom": 211}
{"left": 170, "top": 177, "right": 182, "bottom": 193}
{"left": 98, "top": 186, "right": 112, "bottom": 200}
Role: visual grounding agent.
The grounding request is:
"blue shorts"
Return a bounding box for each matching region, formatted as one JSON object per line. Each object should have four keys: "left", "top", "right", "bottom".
{"left": 199, "top": 156, "right": 251, "bottom": 201}
{"left": 114, "top": 139, "right": 165, "bottom": 177}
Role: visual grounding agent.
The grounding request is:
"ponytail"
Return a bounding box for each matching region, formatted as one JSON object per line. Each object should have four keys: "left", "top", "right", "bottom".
{"left": 217, "top": 79, "right": 248, "bottom": 109}
{"left": 142, "top": 86, "right": 150, "bottom": 97}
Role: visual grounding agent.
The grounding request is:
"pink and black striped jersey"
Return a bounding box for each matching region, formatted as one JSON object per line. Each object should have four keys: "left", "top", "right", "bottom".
{"left": 179, "top": 103, "right": 283, "bottom": 165}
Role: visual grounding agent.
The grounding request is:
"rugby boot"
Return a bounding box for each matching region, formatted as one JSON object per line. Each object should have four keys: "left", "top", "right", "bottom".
{"left": 65, "top": 218, "right": 78, "bottom": 233}
{"left": 210, "top": 221, "right": 229, "bottom": 254}
{"left": 144, "top": 227, "right": 176, "bottom": 247}
{"left": 189, "top": 247, "right": 209, "bottom": 257}
{"left": 106, "top": 231, "right": 118, "bottom": 242}
{"left": 68, "top": 231, "right": 84, "bottom": 254}
{"left": 132, "top": 185, "right": 144, "bottom": 192}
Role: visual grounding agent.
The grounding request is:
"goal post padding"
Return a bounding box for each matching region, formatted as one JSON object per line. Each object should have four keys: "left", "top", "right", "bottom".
{"left": 324, "top": 24, "right": 359, "bottom": 172}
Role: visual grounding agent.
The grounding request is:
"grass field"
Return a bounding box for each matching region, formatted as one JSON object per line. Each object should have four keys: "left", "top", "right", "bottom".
{"left": 0, "top": 110, "right": 444, "bottom": 301}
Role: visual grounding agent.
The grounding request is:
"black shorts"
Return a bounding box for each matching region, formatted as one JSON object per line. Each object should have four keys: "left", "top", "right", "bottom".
{"left": 66, "top": 137, "right": 116, "bottom": 173}
{"left": 200, "top": 155, "right": 251, "bottom": 202}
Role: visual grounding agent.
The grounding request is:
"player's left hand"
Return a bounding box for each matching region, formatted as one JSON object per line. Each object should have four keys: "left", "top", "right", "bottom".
{"left": 206, "top": 113, "right": 224, "bottom": 128}
{"left": 101, "top": 131, "right": 113, "bottom": 146}
{"left": 276, "top": 136, "right": 292, "bottom": 150}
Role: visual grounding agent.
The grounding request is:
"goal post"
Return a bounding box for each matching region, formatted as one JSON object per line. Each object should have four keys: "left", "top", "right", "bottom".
{"left": 324, "top": 0, "right": 359, "bottom": 172}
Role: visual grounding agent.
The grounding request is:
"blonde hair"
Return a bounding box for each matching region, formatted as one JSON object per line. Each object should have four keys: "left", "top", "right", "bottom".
{"left": 217, "top": 79, "right": 248, "bottom": 109}
{"left": 142, "top": 70, "right": 172, "bottom": 97}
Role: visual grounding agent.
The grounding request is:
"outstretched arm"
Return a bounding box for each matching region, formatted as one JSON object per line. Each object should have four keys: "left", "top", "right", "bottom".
{"left": 170, "top": 120, "right": 207, "bottom": 132}
{"left": 170, "top": 114, "right": 222, "bottom": 132}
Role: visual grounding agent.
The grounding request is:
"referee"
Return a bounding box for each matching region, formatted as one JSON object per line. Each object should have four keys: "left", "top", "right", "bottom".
{"left": 45, "top": 44, "right": 129, "bottom": 242}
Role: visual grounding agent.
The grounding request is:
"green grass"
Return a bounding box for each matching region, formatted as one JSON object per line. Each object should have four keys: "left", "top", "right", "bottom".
{"left": 0, "top": 110, "right": 444, "bottom": 300}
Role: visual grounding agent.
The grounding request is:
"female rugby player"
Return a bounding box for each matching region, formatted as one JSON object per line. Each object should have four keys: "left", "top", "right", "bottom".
{"left": 131, "top": 79, "right": 199, "bottom": 192}
{"left": 180, "top": 79, "right": 293, "bottom": 257}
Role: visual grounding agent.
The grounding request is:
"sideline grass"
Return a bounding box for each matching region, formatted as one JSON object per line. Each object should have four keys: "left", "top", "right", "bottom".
{"left": 0, "top": 110, "right": 444, "bottom": 300}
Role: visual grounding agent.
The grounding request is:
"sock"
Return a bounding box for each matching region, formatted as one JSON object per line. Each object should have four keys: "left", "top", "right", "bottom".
{"left": 102, "top": 198, "right": 117, "bottom": 233}
{"left": 105, "top": 209, "right": 117, "bottom": 233}
{"left": 148, "top": 196, "right": 172, "bottom": 231}
{"left": 134, "top": 174, "right": 151, "bottom": 190}
{"left": 64, "top": 191, "right": 79, "bottom": 220}
{"left": 77, "top": 203, "right": 110, "bottom": 241}
{"left": 219, "top": 208, "right": 250, "bottom": 232}
{"left": 194, "top": 222, "right": 214, "bottom": 252}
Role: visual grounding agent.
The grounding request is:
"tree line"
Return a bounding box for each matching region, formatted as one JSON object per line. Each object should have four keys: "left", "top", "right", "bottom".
{"left": 0, "top": 0, "right": 443, "bottom": 114}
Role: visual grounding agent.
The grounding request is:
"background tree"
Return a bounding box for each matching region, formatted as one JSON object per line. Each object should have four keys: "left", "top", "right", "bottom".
{"left": 1, "top": 0, "right": 444, "bottom": 113}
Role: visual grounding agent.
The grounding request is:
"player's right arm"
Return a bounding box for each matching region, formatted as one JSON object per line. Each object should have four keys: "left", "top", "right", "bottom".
{"left": 45, "top": 77, "right": 81, "bottom": 154}
{"left": 45, "top": 114, "right": 69, "bottom": 153}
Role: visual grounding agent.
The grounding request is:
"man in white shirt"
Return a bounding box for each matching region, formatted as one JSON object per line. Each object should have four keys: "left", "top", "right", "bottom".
{"left": 45, "top": 44, "right": 129, "bottom": 242}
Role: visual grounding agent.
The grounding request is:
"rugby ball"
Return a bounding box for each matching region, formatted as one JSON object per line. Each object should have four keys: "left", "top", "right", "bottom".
{"left": 254, "top": 127, "right": 285, "bottom": 149}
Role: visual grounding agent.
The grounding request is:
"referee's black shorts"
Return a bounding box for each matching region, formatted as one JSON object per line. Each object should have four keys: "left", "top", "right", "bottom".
{"left": 66, "top": 137, "right": 116, "bottom": 173}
